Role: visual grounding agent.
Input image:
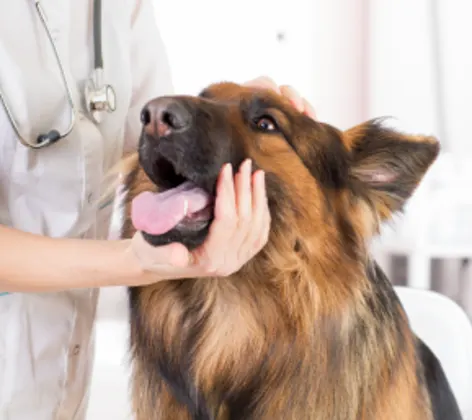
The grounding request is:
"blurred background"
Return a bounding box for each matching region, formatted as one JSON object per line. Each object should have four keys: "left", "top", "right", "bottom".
{"left": 149, "top": 0, "right": 472, "bottom": 316}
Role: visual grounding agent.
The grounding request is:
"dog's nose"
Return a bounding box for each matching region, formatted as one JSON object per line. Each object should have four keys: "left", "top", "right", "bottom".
{"left": 140, "top": 98, "right": 191, "bottom": 137}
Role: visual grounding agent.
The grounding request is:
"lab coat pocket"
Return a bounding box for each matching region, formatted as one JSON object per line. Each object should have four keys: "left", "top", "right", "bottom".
{"left": 0, "top": 294, "right": 27, "bottom": 407}
{"left": 0, "top": 293, "right": 74, "bottom": 417}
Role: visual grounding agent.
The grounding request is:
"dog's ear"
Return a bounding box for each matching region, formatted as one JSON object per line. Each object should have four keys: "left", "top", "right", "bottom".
{"left": 344, "top": 119, "right": 440, "bottom": 221}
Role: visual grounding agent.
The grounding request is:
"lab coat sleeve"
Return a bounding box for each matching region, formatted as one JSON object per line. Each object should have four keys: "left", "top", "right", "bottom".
{"left": 123, "top": 0, "right": 174, "bottom": 155}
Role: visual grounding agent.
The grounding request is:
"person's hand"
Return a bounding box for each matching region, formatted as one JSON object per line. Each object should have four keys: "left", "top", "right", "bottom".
{"left": 126, "top": 158, "right": 270, "bottom": 282}
{"left": 243, "top": 76, "right": 317, "bottom": 120}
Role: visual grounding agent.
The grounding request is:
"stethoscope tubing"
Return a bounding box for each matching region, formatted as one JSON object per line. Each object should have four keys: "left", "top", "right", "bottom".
{"left": 0, "top": 0, "right": 106, "bottom": 149}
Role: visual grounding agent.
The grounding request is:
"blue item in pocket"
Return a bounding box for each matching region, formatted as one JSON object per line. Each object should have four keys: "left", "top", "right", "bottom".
{"left": 0, "top": 292, "right": 10, "bottom": 297}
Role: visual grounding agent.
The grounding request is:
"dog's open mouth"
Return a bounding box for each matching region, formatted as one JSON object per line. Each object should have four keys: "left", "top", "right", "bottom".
{"left": 130, "top": 156, "right": 215, "bottom": 236}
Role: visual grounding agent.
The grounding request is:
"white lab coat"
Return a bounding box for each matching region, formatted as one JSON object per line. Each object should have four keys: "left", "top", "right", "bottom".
{"left": 0, "top": 0, "right": 173, "bottom": 418}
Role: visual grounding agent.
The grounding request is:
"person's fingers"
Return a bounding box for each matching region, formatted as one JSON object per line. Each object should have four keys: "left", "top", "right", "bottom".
{"left": 247, "top": 169, "right": 270, "bottom": 252}
{"left": 244, "top": 77, "right": 317, "bottom": 120}
{"left": 280, "top": 85, "right": 305, "bottom": 113}
{"left": 241, "top": 171, "right": 270, "bottom": 260}
{"left": 191, "top": 163, "right": 237, "bottom": 272}
{"left": 279, "top": 84, "right": 318, "bottom": 120}
{"left": 235, "top": 159, "right": 253, "bottom": 225}
{"left": 251, "top": 170, "right": 267, "bottom": 215}
{"left": 243, "top": 76, "right": 281, "bottom": 94}
{"left": 192, "top": 161, "right": 269, "bottom": 277}
{"left": 213, "top": 163, "right": 236, "bottom": 222}
{"left": 302, "top": 98, "right": 317, "bottom": 120}
{"left": 232, "top": 159, "right": 255, "bottom": 265}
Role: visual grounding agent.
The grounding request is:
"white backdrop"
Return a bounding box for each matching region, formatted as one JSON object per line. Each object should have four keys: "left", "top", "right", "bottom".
{"left": 153, "top": 0, "right": 472, "bottom": 149}
{"left": 367, "top": 0, "right": 472, "bottom": 153}
{"left": 367, "top": 0, "right": 472, "bottom": 308}
{"left": 153, "top": 0, "right": 369, "bottom": 130}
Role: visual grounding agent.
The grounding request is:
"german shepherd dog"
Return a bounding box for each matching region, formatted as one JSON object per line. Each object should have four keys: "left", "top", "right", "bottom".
{"left": 120, "top": 82, "right": 462, "bottom": 419}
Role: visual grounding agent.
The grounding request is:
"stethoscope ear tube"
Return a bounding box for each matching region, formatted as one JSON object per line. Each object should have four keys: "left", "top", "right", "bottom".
{"left": 0, "top": 1, "right": 77, "bottom": 149}
{"left": 93, "top": 0, "right": 103, "bottom": 70}
{"left": 86, "top": 0, "right": 117, "bottom": 124}
{"left": 0, "top": 0, "right": 114, "bottom": 149}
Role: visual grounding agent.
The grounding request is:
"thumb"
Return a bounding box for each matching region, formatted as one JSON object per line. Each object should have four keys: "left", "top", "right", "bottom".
{"left": 130, "top": 232, "right": 191, "bottom": 269}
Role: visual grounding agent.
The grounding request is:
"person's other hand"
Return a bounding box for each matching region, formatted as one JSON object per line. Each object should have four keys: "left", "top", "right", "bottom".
{"left": 127, "top": 158, "right": 270, "bottom": 282}
{"left": 243, "top": 76, "right": 317, "bottom": 120}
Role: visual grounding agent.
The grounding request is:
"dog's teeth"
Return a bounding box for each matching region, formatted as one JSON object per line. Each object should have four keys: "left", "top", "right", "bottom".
{"left": 183, "top": 199, "right": 189, "bottom": 217}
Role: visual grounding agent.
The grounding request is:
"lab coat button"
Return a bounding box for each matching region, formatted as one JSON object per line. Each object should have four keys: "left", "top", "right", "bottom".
{"left": 72, "top": 345, "right": 80, "bottom": 356}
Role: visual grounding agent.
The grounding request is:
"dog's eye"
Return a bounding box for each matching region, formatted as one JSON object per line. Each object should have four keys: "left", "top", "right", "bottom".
{"left": 255, "top": 116, "right": 278, "bottom": 132}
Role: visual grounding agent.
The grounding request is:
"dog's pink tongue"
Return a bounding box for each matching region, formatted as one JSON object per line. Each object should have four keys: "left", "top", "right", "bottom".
{"left": 131, "top": 181, "right": 211, "bottom": 235}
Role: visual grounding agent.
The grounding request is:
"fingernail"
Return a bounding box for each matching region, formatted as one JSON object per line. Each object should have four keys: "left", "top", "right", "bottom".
{"left": 225, "top": 163, "right": 233, "bottom": 181}
{"left": 240, "top": 158, "right": 251, "bottom": 174}
{"left": 246, "top": 159, "right": 252, "bottom": 174}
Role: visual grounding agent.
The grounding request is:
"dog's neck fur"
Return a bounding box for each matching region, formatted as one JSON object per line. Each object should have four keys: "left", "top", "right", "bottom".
{"left": 129, "top": 218, "right": 430, "bottom": 420}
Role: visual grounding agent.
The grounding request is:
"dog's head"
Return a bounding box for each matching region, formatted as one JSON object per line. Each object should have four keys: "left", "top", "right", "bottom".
{"left": 129, "top": 82, "right": 439, "bottom": 260}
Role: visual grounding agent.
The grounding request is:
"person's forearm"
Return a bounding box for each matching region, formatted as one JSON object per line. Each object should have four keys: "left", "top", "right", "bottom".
{"left": 0, "top": 225, "right": 145, "bottom": 292}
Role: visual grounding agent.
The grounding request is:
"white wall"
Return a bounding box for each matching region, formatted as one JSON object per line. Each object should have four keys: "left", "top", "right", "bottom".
{"left": 153, "top": 0, "right": 472, "bottom": 148}
{"left": 153, "top": 0, "right": 368, "bottom": 129}
{"left": 310, "top": 0, "right": 369, "bottom": 129}
{"left": 367, "top": 0, "right": 472, "bottom": 152}
{"left": 367, "top": 0, "right": 439, "bottom": 138}
{"left": 435, "top": 1, "right": 472, "bottom": 154}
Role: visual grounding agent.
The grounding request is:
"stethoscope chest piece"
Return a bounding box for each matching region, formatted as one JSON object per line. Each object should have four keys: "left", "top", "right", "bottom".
{"left": 85, "top": 69, "right": 116, "bottom": 124}
{"left": 0, "top": 0, "right": 113, "bottom": 148}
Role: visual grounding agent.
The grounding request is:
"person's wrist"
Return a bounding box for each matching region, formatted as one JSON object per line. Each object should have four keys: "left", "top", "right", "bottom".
{"left": 105, "top": 239, "right": 149, "bottom": 287}
{"left": 113, "top": 237, "right": 167, "bottom": 287}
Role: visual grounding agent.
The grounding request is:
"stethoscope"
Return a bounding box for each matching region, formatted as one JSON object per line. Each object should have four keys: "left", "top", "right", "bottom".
{"left": 0, "top": 0, "right": 116, "bottom": 149}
